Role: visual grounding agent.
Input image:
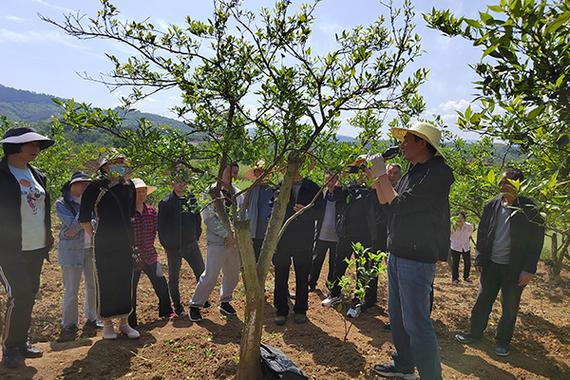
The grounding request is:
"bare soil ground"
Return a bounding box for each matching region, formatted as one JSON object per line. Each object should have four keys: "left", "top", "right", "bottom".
{"left": 0, "top": 240, "right": 568, "bottom": 380}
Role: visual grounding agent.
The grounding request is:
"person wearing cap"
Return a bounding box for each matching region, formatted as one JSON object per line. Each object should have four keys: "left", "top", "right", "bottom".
{"left": 79, "top": 150, "right": 139, "bottom": 340}
{"left": 0, "top": 127, "right": 54, "bottom": 368}
{"left": 158, "top": 166, "right": 204, "bottom": 317}
{"left": 56, "top": 171, "right": 102, "bottom": 339}
{"left": 129, "top": 178, "right": 175, "bottom": 328}
{"left": 244, "top": 160, "right": 274, "bottom": 260}
{"left": 368, "top": 122, "right": 453, "bottom": 380}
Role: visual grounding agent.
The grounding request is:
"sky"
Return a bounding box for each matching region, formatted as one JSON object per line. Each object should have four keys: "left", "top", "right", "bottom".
{"left": 0, "top": 0, "right": 489, "bottom": 139}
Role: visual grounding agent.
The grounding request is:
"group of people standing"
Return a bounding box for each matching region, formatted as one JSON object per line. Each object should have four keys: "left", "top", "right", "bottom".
{"left": 0, "top": 123, "right": 545, "bottom": 380}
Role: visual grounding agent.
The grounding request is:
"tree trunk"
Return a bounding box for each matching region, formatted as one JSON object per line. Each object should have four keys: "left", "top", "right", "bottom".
{"left": 237, "top": 287, "right": 265, "bottom": 379}
{"left": 549, "top": 233, "right": 561, "bottom": 282}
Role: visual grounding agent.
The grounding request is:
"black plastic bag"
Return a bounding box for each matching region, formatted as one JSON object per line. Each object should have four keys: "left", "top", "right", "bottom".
{"left": 260, "top": 344, "right": 308, "bottom": 380}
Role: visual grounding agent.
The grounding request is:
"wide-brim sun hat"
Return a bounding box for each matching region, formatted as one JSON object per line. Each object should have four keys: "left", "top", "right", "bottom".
{"left": 132, "top": 177, "right": 157, "bottom": 195}
{"left": 244, "top": 160, "right": 266, "bottom": 181}
{"left": 69, "top": 171, "right": 92, "bottom": 185}
{"left": 390, "top": 122, "right": 444, "bottom": 157}
{"left": 97, "top": 148, "right": 126, "bottom": 170}
{"left": 1, "top": 127, "right": 55, "bottom": 149}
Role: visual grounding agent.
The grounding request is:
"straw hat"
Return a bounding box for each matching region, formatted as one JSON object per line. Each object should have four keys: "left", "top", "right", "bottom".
{"left": 131, "top": 178, "right": 157, "bottom": 195}
{"left": 1, "top": 127, "right": 55, "bottom": 149}
{"left": 97, "top": 148, "right": 126, "bottom": 170}
{"left": 390, "top": 122, "right": 444, "bottom": 157}
{"left": 244, "top": 160, "right": 266, "bottom": 181}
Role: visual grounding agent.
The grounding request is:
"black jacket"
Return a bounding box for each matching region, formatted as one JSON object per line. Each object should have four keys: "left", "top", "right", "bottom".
{"left": 0, "top": 156, "right": 53, "bottom": 261}
{"left": 475, "top": 196, "right": 544, "bottom": 275}
{"left": 382, "top": 156, "right": 454, "bottom": 263}
{"left": 278, "top": 178, "right": 323, "bottom": 250}
{"left": 158, "top": 191, "right": 202, "bottom": 251}
{"left": 334, "top": 184, "right": 386, "bottom": 250}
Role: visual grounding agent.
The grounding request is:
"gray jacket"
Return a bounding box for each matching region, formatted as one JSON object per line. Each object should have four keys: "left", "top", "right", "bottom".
{"left": 56, "top": 194, "right": 92, "bottom": 266}
{"left": 203, "top": 184, "right": 242, "bottom": 246}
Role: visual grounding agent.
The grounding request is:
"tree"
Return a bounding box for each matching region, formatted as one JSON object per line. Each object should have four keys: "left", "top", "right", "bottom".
{"left": 44, "top": 0, "right": 426, "bottom": 377}
{"left": 425, "top": 0, "right": 569, "bottom": 280}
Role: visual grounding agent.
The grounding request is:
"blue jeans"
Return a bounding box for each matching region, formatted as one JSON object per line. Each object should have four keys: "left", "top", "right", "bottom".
{"left": 388, "top": 254, "right": 442, "bottom": 379}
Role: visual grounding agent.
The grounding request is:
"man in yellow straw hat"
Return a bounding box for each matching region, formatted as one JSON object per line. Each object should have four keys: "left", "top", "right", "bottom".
{"left": 367, "top": 121, "right": 453, "bottom": 380}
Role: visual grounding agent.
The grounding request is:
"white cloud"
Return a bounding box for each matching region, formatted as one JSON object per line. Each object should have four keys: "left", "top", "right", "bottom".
{"left": 33, "top": 0, "right": 75, "bottom": 13}
{"left": 0, "top": 28, "right": 85, "bottom": 50}
{"left": 435, "top": 99, "right": 471, "bottom": 113}
{"left": 4, "top": 16, "right": 26, "bottom": 23}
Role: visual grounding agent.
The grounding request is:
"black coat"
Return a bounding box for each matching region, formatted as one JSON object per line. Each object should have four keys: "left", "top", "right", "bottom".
{"left": 158, "top": 191, "right": 202, "bottom": 251}
{"left": 278, "top": 178, "right": 323, "bottom": 250}
{"left": 475, "top": 196, "right": 545, "bottom": 275}
{"left": 0, "top": 156, "right": 53, "bottom": 261}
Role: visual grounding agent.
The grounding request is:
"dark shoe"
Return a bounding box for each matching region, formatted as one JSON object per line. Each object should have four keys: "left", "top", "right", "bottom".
{"left": 275, "top": 315, "right": 287, "bottom": 326}
{"left": 188, "top": 307, "right": 203, "bottom": 322}
{"left": 58, "top": 325, "right": 78, "bottom": 342}
{"left": 20, "top": 342, "right": 43, "bottom": 358}
{"left": 288, "top": 292, "right": 296, "bottom": 300}
{"left": 383, "top": 323, "right": 391, "bottom": 331}
{"left": 452, "top": 279, "right": 460, "bottom": 285}
{"left": 204, "top": 300, "right": 212, "bottom": 309}
{"left": 85, "top": 320, "right": 104, "bottom": 329}
{"left": 293, "top": 313, "right": 307, "bottom": 324}
{"left": 373, "top": 361, "right": 416, "bottom": 379}
{"left": 455, "top": 332, "right": 480, "bottom": 344}
{"left": 219, "top": 302, "right": 237, "bottom": 316}
{"left": 308, "top": 286, "right": 316, "bottom": 293}
{"left": 495, "top": 343, "right": 510, "bottom": 357}
{"left": 2, "top": 352, "right": 24, "bottom": 369}
{"left": 175, "top": 306, "right": 185, "bottom": 317}
{"left": 464, "top": 278, "right": 473, "bottom": 284}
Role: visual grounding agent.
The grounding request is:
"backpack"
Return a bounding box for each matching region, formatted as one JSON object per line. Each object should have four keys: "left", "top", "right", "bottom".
{"left": 260, "top": 344, "right": 308, "bottom": 380}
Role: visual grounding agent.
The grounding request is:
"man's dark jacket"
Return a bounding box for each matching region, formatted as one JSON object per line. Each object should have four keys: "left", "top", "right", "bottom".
{"left": 278, "top": 178, "right": 323, "bottom": 250}
{"left": 0, "top": 156, "right": 53, "bottom": 261}
{"left": 382, "top": 156, "right": 454, "bottom": 263}
{"left": 158, "top": 191, "right": 202, "bottom": 252}
{"left": 475, "top": 196, "right": 544, "bottom": 275}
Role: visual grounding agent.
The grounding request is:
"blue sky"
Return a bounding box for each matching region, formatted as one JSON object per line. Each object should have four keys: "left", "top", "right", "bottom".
{"left": 0, "top": 0, "right": 489, "bottom": 139}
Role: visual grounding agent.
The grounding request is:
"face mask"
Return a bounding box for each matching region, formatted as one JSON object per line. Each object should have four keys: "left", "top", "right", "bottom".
{"left": 108, "top": 164, "right": 127, "bottom": 177}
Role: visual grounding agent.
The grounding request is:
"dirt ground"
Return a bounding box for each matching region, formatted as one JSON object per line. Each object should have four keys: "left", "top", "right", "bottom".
{"left": 0, "top": 240, "right": 568, "bottom": 380}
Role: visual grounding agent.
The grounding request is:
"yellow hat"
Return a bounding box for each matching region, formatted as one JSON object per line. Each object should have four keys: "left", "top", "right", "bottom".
{"left": 244, "top": 160, "right": 266, "bottom": 181}
{"left": 132, "top": 178, "right": 157, "bottom": 195}
{"left": 390, "top": 122, "right": 444, "bottom": 157}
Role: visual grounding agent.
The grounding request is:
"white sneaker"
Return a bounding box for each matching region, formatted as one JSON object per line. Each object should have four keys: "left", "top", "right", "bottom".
{"left": 119, "top": 324, "right": 140, "bottom": 339}
{"left": 346, "top": 305, "right": 362, "bottom": 319}
{"left": 102, "top": 325, "right": 117, "bottom": 340}
{"left": 321, "top": 296, "right": 342, "bottom": 307}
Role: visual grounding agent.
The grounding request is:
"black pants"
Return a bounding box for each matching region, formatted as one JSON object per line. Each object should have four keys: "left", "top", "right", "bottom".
{"left": 273, "top": 246, "right": 312, "bottom": 316}
{"left": 469, "top": 262, "right": 524, "bottom": 345}
{"left": 252, "top": 238, "right": 264, "bottom": 262}
{"left": 129, "top": 262, "right": 173, "bottom": 328}
{"left": 166, "top": 241, "right": 205, "bottom": 313}
{"left": 451, "top": 249, "right": 471, "bottom": 281}
{"left": 330, "top": 238, "right": 378, "bottom": 306}
{"left": 309, "top": 239, "right": 337, "bottom": 290}
{"left": 0, "top": 251, "right": 44, "bottom": 355}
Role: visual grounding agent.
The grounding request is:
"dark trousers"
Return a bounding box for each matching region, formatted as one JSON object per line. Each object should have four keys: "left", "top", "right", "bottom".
{"left": 0, "top": 251, "right": 44, "bottom": 355}
{"left": 330, "top": 238, "right": 378, "bottom": 306}
{"left": 308, "top": 239, "right": 337, "bottom": 290}
{"left": 252, "top": 238, "right": 264, "bottom": 262}
{"left": 129, "top": 262, "right": 173, "bottom": 328}
{"left": 166, "top": 241, "right": 205, "bottom": 313}
{"left": 273, "top": 246, "right": 312, "bottom": 316}
{"left": 451, "top": 249, "right": 471, "bottom": 281}
{"left": 469, "top": 261, "right": 524, "bottom": 345}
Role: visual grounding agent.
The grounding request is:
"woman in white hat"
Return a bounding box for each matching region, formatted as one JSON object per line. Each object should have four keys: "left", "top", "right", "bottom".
{"left": 79, "top": 150, "right": 140, "bottom": 339}
{"left": 56, "top": 171, "right": 102, "bottom": 339}
{"left": 129, "top": 178, "right": 175, "bottom": 328}
{"left": 0, "top": 127, "right": 55, "bottom": 368}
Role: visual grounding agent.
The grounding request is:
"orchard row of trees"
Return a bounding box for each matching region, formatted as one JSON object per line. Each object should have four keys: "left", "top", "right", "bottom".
{"left": 0, "top": 0, "right": 565, "bottom": 378}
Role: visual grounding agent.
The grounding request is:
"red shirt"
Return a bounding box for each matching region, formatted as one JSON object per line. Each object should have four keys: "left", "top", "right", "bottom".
{"left": 133, "top": 203, "right": 159, "bottom": 268}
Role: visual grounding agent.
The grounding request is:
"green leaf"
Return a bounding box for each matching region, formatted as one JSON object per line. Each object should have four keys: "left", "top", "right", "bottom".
{"left": 482, "top": 43, "right": 500, "bottom": 58}
{"left": 464, "top": 18, "right": 483, "bottom": 28}
{"left": 545, "top": 11, "right": 570, "bottom": 35}
{"left": 487, "top": 5, "right": 503, "bottom": 12}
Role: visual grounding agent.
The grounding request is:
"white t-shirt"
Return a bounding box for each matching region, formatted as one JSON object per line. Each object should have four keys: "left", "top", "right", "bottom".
{"left": 450, "top": 222, "right": 473, "bottom": 253}
{"left": 9, "top": 165, "right": 47, "bottom": 251}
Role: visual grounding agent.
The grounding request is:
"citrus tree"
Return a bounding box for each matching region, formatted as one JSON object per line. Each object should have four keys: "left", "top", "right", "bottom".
{"left": 44, "top": 0, "right": 427, "bottom": 377}
{"left": 425, "top": 0, "right": 569, "bottom": 280}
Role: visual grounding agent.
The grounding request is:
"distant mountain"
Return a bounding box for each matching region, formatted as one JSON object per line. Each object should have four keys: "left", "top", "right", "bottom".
{"left": 0, "top": 84, "right": 191, "bottom": 132}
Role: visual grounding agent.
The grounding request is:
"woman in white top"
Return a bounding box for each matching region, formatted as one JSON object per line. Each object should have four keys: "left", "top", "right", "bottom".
{"left": 450, "top": 211, "right": 474, "bottom": 284}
